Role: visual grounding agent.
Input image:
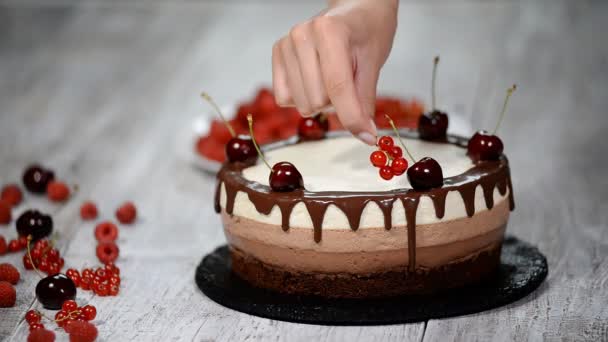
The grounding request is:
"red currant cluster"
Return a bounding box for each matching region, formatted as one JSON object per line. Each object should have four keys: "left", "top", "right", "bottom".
{"left": 23, "top": 239, "right": 65, "bottom": 275}
{"left": 0, "top": 235, "right": 28, "bottom": 254}
{"left": 66, "top": 262, "right": 120, "bottom": 297}
{"left": 369, "top": 136, "right": 409, "bottom": 180}
{"left": 25, "top": 300, "right": 98, "bottom": 341}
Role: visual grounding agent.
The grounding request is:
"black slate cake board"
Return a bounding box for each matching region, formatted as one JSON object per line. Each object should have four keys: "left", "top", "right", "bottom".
{"left": 195, "top": 236, "right": 548, "bottom": 325}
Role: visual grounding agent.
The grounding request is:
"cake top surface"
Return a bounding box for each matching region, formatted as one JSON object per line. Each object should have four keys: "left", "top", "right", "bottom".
{"left": 242, "top": 135, "right": 474, "bottom": 192}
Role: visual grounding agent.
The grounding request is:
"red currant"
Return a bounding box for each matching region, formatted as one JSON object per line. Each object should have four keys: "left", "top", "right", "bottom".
{"left": 82, "top": 268, "right": 94, "bottom": 279}
{"left": 23, "top": 255, "right": 34, "bottom": 270}
{"left": 94, "top": 283, "right": 109, "bottom": 296}
{"left": 55, "top": 310, "right": 69, "bottom": 327}
{"left": 389, "top": 146, "right": 403, "bottom": 158}
{"left": 25, "top": 310, "right": 41, "bottom": 325}
{"left": 8, "top": 239, "right": 20, "bottom": 252}
{"left": 391, "top": 157, "right": 409, "bottom": 175}
{"left": 29, "top": 323, "right": 44, "bottom": 331}
{"left": 95, "top": 268, "right": 108, "bottom": 280}
{"left": 377, "top": 136, "right": 394, "bottom": 151}
{"left": 62, "top": 299, "right": 78, "bottom": 312}
{"left": 109, "top": 284, "right": 119, "bottom": 296}
{"left": 81, "top": 305, "right": 97, "bottom": 321}
{"left": 370, "top": 151, "right": 388, "bottom": 168}
{"left": 104, "top": 262, "right": 120, "bottom": 276}
{"left": 379, "top": 166, "right": 394, "bottom": 180}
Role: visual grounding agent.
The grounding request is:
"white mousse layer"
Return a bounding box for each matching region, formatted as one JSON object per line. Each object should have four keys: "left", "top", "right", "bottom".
{"left": 219, "top": 136, "right": 509, "bottom": 230}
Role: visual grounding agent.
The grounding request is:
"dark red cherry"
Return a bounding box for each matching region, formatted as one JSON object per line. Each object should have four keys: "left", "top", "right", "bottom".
{"left": 16, "top": 210, "right": 53, "bottom": 241}
{"left": 418, "top": 110, "right": 448, "bottom": 141}
{"left": 225, "top": 135, "right": 257, "bottom": 164}
{"left": 298, "top": 114, "right": 329, "bottom": 141}
{"left": 35, "top": 273, "right": 77, "bottom": 310}
{"left": 467, "top": 130, "right": 504, "bottom": 162}
{"left": 407, "top": 157, "right": 444, "bottom": 190}
{"left": 269, "top": 162, "right": 304, "bottom": 192}
{"left": 23, "top": 165, "right": 55, "bottom": 193}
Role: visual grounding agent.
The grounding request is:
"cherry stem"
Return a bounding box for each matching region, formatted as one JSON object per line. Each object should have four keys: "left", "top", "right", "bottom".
{"left": 493, "top": 84, "right": 517, "bottom": 135}
{"left": 26, "top": 235, "right": 44, "bottom": 279}
{"left": 431, "top": 56, "right": 440, "bottom": 110}
{"left": 201, "top": 92, "right": 236, "bottom": 138}
{"left": 385, "top": 114, "right": 416, "bottom": 162}
{"left": 247, "top": 114, "right": 272, "bottom": 171}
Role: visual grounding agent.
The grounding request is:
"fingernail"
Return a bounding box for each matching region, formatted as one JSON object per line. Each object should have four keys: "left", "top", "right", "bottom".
{"left": 358, "top": 132, "right": 377, "bottom": 146}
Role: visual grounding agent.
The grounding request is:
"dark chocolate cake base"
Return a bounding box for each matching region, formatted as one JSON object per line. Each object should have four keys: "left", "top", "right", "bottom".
{"left": 230, "top": 243, "right": 502, "bottom": 298}
{"left": 195, "top": 236, "right": 548, "bottom": 325}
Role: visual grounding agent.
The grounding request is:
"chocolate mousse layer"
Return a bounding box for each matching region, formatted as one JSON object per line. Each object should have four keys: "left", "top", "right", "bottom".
{"left": 230, "top": 241, "right": 502, "bottom": 298}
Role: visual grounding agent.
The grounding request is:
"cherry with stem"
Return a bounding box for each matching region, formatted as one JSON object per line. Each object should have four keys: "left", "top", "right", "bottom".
{"left": 247, "top": 114, "right": 303, "bottom": 192}
{"left": 418, "top": 56, "right": 449, "bottom": 141}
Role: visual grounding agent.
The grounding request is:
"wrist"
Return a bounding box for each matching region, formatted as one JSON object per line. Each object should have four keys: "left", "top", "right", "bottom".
{"left": 328, "top": 0, "right": 398, "bottom": 10}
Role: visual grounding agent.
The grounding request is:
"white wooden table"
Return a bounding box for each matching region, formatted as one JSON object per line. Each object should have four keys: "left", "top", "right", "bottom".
{"left": 1, "top": 1, "right": 607, "bottom": 341}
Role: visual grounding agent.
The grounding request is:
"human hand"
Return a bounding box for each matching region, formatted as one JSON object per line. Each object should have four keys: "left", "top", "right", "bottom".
{"left": 272, "top": 0, "right": 398, "bottom": 145}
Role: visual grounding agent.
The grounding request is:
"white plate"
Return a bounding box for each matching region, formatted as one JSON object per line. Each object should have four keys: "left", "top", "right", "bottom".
{"left": 177, "top": 105, "right": 473, "bottom": 174}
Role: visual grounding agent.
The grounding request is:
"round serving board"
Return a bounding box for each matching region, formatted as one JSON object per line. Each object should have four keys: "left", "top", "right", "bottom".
{"left": 195, "top": 236, "right": 547, "bottom": 325}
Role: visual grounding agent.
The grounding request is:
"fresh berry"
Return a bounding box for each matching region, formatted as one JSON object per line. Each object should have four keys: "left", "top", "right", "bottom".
{"left": 16, "top": 210, "right": 53, "bottom": 241}
{"left": 298, "top": 114, "right": 329, "bottom": 141}
{"left": 66, "top": 269, "right": 81, "bottom": 286}
{"left": 26, "top": 310, "right": 42, "bottom": 325}
{"left": 29, "top": 323, "right": 45, "bottom": 332}
{"left": 55, "top": 310, "right": 69, "bottom": 327}
{"left": 108, "top": 284, "right": 119, "bottom": 296}
{"left": 0, "top": 263, "right": 20, "bottom": 284}
{"left": 96, "top": 242, "right": 119, "bottom": 263}
{"left": 104, "top": 262, "right": 120, "bottom": 276}
{"left": 94, "top": 221, "right": 118, "bottom": 242}
{"left": 467, "top": 130, "right": 504, "bottom": 162}
{"left": 225, "top": 136, "right": 257, "bottom": 164}
{"left": 65, "top": 321, "right": 98, "bottom": 342}
{"left": 389, "top": 146, "right": 403, "bottom": 158}
{"left": 81, "top": 305, "right": 97, "bottom": 321}
{"left": 94, "top": 282, "right": 109, "bottom": 296}
{"left": 18, "top": 236, "right": 29, "bottom": 249}
{"left": 377, "top": 136, "right": 394, "bottom": 151}
{"left": 0, "top": 236, "right": 6, "bottom": 255}
{"left": 8, "top": 239, "right": 21, "bottom": 252}
{"left": 0, "top": 201, "right": 10, "bottom": 224}
{"left": 269, "top": 162, "right": 304, "bottom": 192}
{"left": 35, "top": 273, "right": 77, "bottom": 310}
{"left": 27, "top": 328, "right": 55, "bottom": 342}
{"left": 418, "top": 110, "right": 448, "bottom": 140}
{"left": 0, "top": 281, "right": 16, "bottom": 307}
{"left": 391, "top": 157, "right": 409, "bottom": 175}
{"left": 379, "top": 166, "right": 394, "bottom": 180}
{"left": 79, "top": 202, "right": 98, "bottom": 220}
{"left": 23, "top": 254, "right": 35, "bottom": 270}
{"left": 47, "top": 181, "right": 70, "bottom": 202}
{"left": 23, "top": 165, "right": 55, "bottom": 194}
{"left": 1, "top": 184, "right": 22, "bottom": 207}
{"left": 407, "top": 157, "right": 444, "bottom": 190}
{"left": 370, "top": 151, "right": 387, "bottom": 168}
{"left": 62, "top": 299, "right": 78, "bottom": 312}
{"left": 116, "top": 202, "right": 136, "bottom": 224}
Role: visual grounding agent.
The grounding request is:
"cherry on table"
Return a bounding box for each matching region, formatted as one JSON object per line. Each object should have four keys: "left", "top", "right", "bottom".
{"left": 298, "top": 114, "right": 329, "bottom": 141}
{"left": 467, "top": 130, "right": 504, "bottom": 161}
{"left": 35, "top": 273, "right": 77, "bottom": 310}
{"left": 16, "top": 210, "right": 53, "bottom": 241}
{"left": 418, "top": 110, "right": 448, "bottom": 140}
{"left": 407, "top": 157, "right": 444, "bottom": 190}
{"left": 225, "top": 135, "right": 257, "bottom": 163}
{"left": 269, "top": 162, "right": 304, "bottom": 192}
{"left": 22, "top": 165, "right": 55, "bottom": 193}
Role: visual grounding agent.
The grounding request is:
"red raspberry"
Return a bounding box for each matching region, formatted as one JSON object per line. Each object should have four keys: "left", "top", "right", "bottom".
{"left": 115, "top": 202, "right": 136, "bottom": 224}
{"left": 66, "top": 321, "right": 98, "bottom": 342}
{"left": 27, "top": 328, "right": 55, "bottom": 342}
{"left": 47, "top": 181, "right": 70, "bottom": 202}
{"left": 0, "top": 263, "right": 20, "bottom": 284}
{"left": 94, "top": 221, "right": 118, "bottom": 242}
{"left": 0, "top": 236, "right": 7, "bottom": 255}
{"left": 1, "top": 184, "right": 22, "bottom": 207}
{"left": 0, "top": 200, "right": 11, "bottom": 224}
{"left": 96, "top": 242, "right": 119, "bottom": 264}
{"left": 0, "top": 281, "right": 16, "bottom": 307}
{"left": 80, "top": 201, "right": 98, "bottom": 220}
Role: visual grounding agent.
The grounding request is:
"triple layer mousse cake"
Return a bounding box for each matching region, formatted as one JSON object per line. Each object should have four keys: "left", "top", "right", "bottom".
{"left": 214, "top": 132, "right": 514, "bottom": 298}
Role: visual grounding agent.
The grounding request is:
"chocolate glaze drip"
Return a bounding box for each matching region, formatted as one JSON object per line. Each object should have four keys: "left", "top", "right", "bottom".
{"left": 214, "top": 132, "right": 515, "bottom": 270}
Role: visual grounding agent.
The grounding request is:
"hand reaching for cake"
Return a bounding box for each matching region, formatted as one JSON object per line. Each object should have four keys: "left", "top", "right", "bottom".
{"left": 272, "top": 0, "right": 398, "bottom": 145}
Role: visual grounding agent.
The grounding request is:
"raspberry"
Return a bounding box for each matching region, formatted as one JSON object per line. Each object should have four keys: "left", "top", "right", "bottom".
{"left": 0, "top": 236, "right": 6, "bottom": 255}
{"left": 96, "top": 242, "right": 119, "bottom": 264}
{"left": 27, "top": 328, "right": 55, "bottom": 342}
{"left": 0, "top": 263, "right": 20, "bottom": 284}
{"left": 80, "top": 201, "right": 98, "bottom": 220}
{"left": 1, "top": 184, "right": 22, "bottom": 207}
{"left": 0, "top": 200, "right": 11, "bottom": 224}
{"left": 116, "top": 202, "right": 136, "bottom": 224}
{"left": 94, "top": 221, "right": 118, "bottom": 242}
{"left": 66, "top": 321, "right": 98, "bottom": 342}
{"left": 47, "top": 181, "right": 70, "bottom": 202}
{"left": 0, "top": 281, "right": 16, "bottom": 307}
